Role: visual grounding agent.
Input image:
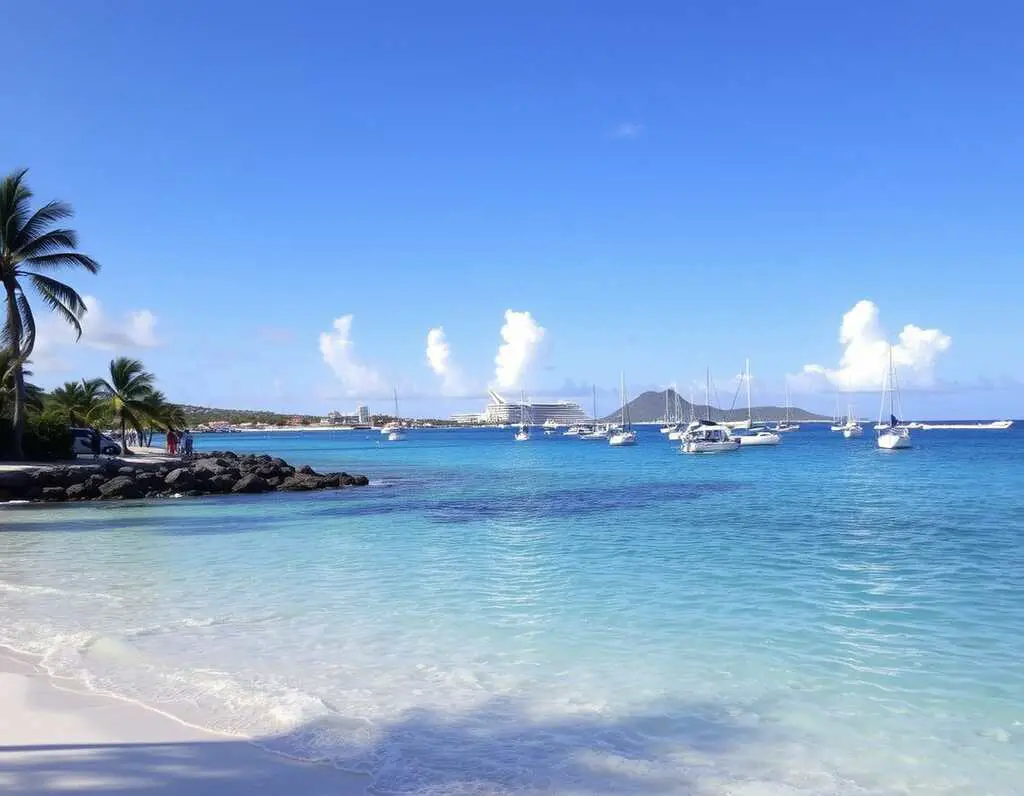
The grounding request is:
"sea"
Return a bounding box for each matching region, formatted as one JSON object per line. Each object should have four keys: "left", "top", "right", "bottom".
{"left": 2, "top": 424, "right": 1023, "bottom": 795}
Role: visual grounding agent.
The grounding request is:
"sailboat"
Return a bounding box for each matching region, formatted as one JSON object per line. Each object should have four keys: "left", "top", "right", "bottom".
{"left": 830, "top": 394, "right": 845, "bottom": 432}
{"left": 609, "top": 373, "right": 638, "bottom": 446}
{"left": 841, "top": 405, "right": 863, "bottom": 438}
{"left": 668, "top": 389, "right": 693, "bottom": 441}
{"left": 514, "top": 390, "right": 530, "bottom": 442}
{"left": 580, "top": 384, "right": 609, "bottom": 441}
{"left": 734, "top": 360, "right": 781, "bottom": 447}
{"left": 387, "top": 389, "right": 406, "bottom": 441}
{"left": 876, "top": 347, "right": 911, "bottom": 449}
{"left": 659, "top": 386, "right": 678, "bottom": 434}
{"left": 774, "top": 379, "right": 800, "bottom": 432}
{"left": 681, "top": 370, "right": 740, "bottom": 454}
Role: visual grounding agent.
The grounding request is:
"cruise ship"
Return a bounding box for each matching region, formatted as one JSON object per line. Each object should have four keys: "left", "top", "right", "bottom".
{"left": 453, "top": 391, "right": 589, "bottom": 426}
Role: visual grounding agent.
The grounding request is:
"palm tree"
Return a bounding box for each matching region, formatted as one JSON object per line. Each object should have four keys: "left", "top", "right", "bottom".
{"left": 0, "top": 168, "right": 100, "bottom": 458}
{"left": 49, "top": 378, "right": 104, "bottom": 426}
{"left": 139, "top": 389, "right": 185, "bottom": 446}
{"left": 100, "top": 357, "right": 154, "bottom": 455}
{"left": 0, "top": 350, "right": 43, "bottom": 419}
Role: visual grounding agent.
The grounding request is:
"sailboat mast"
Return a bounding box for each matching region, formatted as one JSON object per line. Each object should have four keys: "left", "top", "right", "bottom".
{"left": 705, "top": 369, "right": 711, "bottom": 423}
{"left": 592, "top": 384, "right": 597, "bottom": 425}
{"left": 745, "top": 359, "right": 752, "bottom": 424}
{"left": 394, "top": 388, "right": 400, "bottom": 422}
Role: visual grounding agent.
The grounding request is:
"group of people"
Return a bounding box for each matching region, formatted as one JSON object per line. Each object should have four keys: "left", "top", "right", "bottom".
{"left": 122, "top": 429, "right": 143, "bottom": 448}
{"left": 166, "top": 429, "right": 194, "bottom": 457}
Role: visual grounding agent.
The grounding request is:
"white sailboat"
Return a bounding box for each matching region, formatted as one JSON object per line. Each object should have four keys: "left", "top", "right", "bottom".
{"left": 682, "top": 370, "right": 740, "bottom": 454}
{"left": 734, "top": 360, "right": 781, "bottom": 447}
{"left": 774, "top": 380, "right": 800, "bottom": 432}
{"left": 609, "top": 373, "right": 637, "bottom": 446}
{"left": 840, "top": 405, "right": 863, "bottom": 438}
{"left": 876, "top": 347, "right": 911, "bottom": 449}
{"left": 387, "top": 389, "right": 406, "bottom": 441}
{"left": 659, "top": 386, "right": 678, "bottom": 434}
{"left": 580, "top": 384, "right": 610, "bottom": 441}
{"left": 668, "top": 389, "right": 694, "bottom": 441}
{"left": 514, "top": 390, "right": 530, "bottom": 442}
{"left": 830, "top": 394, "right": 845, "bottom": 432}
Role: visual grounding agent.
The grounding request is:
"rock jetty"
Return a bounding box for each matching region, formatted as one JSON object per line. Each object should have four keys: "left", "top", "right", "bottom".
{"left": 0, "top": 451, "right": 369, "bottom": 503}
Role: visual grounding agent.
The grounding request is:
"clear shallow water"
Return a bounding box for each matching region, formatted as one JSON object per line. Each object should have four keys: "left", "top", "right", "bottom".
{"left": 2, "top": 426, "right": 1023, "bottom": 794}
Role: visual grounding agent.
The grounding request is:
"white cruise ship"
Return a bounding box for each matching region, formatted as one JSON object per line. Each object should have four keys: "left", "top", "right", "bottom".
{"left": 482, "top": 390, "right": 589, "bottom": 426}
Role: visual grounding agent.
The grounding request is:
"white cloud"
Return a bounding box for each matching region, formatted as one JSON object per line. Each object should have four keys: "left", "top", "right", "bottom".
{"left": 493, "top": 310, "right": 545, "bottom": 390}
{"left": 425, "top": 326, "right": 465, "bottom": 395}
{"left": 798, "top": 300, "right": 952, "bottom": 391}
{"left": 610, "top": 122, "right": 644, "bottom": 139}
{"left": 318, "top": 314, "right": 385, "bottom": 397}
{"left": 32, "top": 294, "right": 160, "bottom": 371}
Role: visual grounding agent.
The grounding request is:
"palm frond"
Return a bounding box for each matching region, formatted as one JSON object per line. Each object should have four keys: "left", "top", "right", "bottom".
{"left": 15, "top": 289, "right": 36, "bottom": 359}
{"left": 26, "top": 273, "right": 86, "bottom": 339}
{"left": 13, "top": 228, "right": 80, "bottom": 260}
{"left": 21, "top": 251, "right": 101, "bottom": 275}
{"left": 0, "top": 168, "right": 32, "bottom": 256}
{"left": 13, "top": 200, "right": 74, "bottom": 250}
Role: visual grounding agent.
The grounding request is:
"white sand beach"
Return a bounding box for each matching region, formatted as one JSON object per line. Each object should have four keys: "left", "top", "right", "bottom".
{"left": 0, "top": 653, "right": 369, "bottom": 796}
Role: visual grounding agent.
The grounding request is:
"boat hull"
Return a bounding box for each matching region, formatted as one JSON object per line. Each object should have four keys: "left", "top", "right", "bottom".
{"left": 842, "top": 426, "right": 864, "bottom": 439}
{"left": 737, "top": 433, "right": 781, "bottom": 446}
{"left": 609, "top": 432, "right": 637, "bottom": 446}
{"left": 682, "top": 440, "right": 741, "bottom": 454}
{"left": 877, "top": 429, "right": 911, "bottom": 449}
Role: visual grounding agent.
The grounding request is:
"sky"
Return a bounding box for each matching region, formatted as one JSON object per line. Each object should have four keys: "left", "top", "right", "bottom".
{"left": 4, "top": 0, "right": 1022, "bottom": 419}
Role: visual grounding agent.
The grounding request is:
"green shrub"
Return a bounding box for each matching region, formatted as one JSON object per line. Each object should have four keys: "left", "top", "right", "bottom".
{"left": 0, "top": 414, "right": 73, "bottom": 461}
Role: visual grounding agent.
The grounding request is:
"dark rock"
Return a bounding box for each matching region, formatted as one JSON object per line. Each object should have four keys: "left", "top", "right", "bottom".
{"left": 232, "top": 473, "right": 272, "bottom": 494}
{"left": 207, "top": 473, "right": 236, "bottom": 493}
{"left": 184, "top": 489, "right": 205, "bottom": 497}
{"left": 352, "top": 475, "right": 369, "bottom": 487}
{"left": 255, "top": 464, "right": 279, "bottom": 480}
{"left": 98, "top": 475, "right": 144, "bottom": 500}
{"left": 0, "top": 471, "right": 32, "bottom": 492}
{"left": 118, "top": 466, "right": 138, "bottom": 477}
{"left": 102, "top": 459, "right": 126, "bottom": 475}
{"left": 320, "top": 473, "right": 342, "bottom": 488}
{"left": 298, "top": 464, "right": 317, "bottom": 476}
{"left": 136, "top": 472, "right": 160, "bottom": 490}
{"left": 41, "top": 486, "right": 67, "bottom": 502}
{"left": 265, "top": 476, "right": 282, "bottom": 488}
{"left": 277, "top": 474, "right": 322, "bottom": 492}
{"left": 29, "top": 469, "right": 58, "bottom": 488}
{"left": 66, "top": 482, "right": 99, "bottom": 500}
{"left": 164, "top": 468, "right": 195, "bottom": 490}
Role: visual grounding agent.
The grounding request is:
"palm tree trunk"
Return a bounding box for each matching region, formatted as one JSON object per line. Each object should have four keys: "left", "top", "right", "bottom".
{"left": 4, "top": 282, "right": 25, "bottom": 460}
{"left": 121, "top": 417, "right": 129, "bottom": 455}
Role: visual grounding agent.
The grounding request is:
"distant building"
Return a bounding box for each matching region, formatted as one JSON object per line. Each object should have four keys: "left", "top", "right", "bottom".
{"left": 287, "top": 416, "right": 304, "bottom": 426}
{"left": 450, "top": 412, "right": 484, "bottom": 425}
{"left": 357, "top": 405, "right": 369, "bottom": 424}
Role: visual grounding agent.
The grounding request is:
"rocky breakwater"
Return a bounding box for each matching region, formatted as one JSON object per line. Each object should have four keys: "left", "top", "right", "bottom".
{"left": 0, "top": 451, "right": 369, "bottom": 503}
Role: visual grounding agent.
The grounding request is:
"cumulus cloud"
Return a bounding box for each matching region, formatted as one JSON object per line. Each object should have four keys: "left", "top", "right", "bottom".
{"left": 32, "top": 294, "right": 160, "bottom": 371}
{"left": 425, "top": 326, "right": 465, "bottom": 395}
{"left": 493, "top": 310, "right": 545, "bottom": 389}
{"left": 318, "top": 314, "right": 385, "bottom": 396}
{"left": 799, "top": 300, "right": 952, "bottom": 391}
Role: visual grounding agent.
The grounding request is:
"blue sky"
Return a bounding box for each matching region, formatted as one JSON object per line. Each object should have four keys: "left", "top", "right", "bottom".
{"left": 5, "top": 1, "right": 1022, "bottom": 418}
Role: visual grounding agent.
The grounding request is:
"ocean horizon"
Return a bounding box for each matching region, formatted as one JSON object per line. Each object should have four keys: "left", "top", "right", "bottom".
{"left": 2, "top": 425, "right": 1023, "bottom": 794}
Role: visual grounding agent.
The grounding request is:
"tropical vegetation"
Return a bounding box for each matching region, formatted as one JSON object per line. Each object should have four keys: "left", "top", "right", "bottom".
{"left": 0, "top": 167, "right": 99, "bottom": 458}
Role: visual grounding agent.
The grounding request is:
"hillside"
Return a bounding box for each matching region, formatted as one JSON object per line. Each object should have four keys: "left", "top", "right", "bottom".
{"left": 601, "top": 389, "right": 829, "bottom": 424}
{"left": 177, "top": 405, "right": 318, "bottom": 426}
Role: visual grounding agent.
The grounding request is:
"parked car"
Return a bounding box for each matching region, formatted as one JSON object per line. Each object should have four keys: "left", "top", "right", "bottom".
{"left": 70, "top": 428, "right": 122, "bottom": 456}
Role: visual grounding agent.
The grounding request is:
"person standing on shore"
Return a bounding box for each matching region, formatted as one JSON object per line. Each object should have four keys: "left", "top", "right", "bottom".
{"left": 167, "top": 430, "right": 177, "bottom": 456}
{"left": 91, "top": 427, "right": 101, "bottom": 460}
{"left": 183, "top": 430, "right": 194, "bottom": 456}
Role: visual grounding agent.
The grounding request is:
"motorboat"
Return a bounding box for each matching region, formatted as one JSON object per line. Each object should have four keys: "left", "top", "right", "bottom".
{"left": 386, "top": 389, "right": 406, "bottom": 441}
{"left": 681, "top": 421, "right": 740, "bottom": 454}
{"left": 735, "top": 427, "right": 781, "bottom": 446}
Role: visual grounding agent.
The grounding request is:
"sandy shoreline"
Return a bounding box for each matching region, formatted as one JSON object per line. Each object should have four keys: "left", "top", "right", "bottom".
{"left": 0, "top": 651, "right": 369, "bottom": 795}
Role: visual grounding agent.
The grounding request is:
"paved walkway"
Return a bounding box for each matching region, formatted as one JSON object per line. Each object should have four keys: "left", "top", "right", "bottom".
{"left": 0, "top": 447, "right": 181, "bottom": 473}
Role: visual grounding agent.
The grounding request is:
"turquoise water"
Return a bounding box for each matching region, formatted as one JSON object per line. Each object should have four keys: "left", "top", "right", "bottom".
{"left": 2, "top": 426, "right": 1023, "bottom": 794}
